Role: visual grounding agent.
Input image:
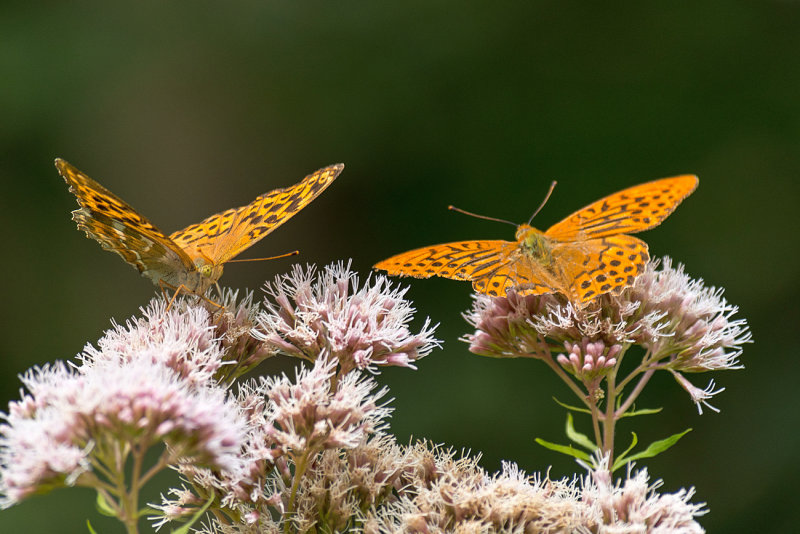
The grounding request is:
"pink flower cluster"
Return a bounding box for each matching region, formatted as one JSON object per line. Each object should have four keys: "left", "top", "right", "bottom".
{"left": 0, "top": 300, "right": 247, "bottom": 507}
{"left": 254, "top": 262, "right": 440, "bottom": 373}
{"left": 463, "top": 258, "right": 751, "bottom": 412}
{"left": 259, "top": 356, "right": 391, "bottom": 452}
{"left": 557, "top": 339, "right": 620, "bottom": 378}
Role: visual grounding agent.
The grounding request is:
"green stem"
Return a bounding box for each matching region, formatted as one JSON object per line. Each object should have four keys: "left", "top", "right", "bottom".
{"left": 88, "top": 454, "right": 117, "bottom": 484}
{"left": 76, "top": 472, "right": 120, "bottom": 502}
{"left": 139, "top": 448, "right": 172, "bottom": 487}
{"left": 587, "top": 389, "right": 603, "bottom": 447}
{"left": 118, "top": 442, "right": 143, "bottom": 534}
{"left": 285, "top": 450, "right": 313, "bottom": 534}
{"left": 602, "top": 368, "right": 618, "bottom": 466}
{"left": 615, "top": 368, "right": 655, "bottom": 417}
{"left": 613, "top": 349, "right": 652, "bottom": 392}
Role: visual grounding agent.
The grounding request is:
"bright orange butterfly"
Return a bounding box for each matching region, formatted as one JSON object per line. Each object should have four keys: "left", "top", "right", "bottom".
{"left": 57, "top": 158, "right": 344, "bottom": 296}
{"left": 374, "top": 175, "right": 698, "bottom": 303}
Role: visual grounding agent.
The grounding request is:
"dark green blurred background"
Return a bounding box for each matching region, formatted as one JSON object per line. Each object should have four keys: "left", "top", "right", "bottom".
{"left": 2, "top": 1, "right": 798, "bottom": 532}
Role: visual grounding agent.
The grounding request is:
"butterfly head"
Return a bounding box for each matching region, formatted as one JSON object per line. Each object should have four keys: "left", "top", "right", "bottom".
{"left": 194, "top": 255, "right": 224, "bottom": 286}
{"left": 515, "top": 223, "right": 540, "bottom": 242}
{"left": 516, "top": 224, "right": 552, "bottom": 263}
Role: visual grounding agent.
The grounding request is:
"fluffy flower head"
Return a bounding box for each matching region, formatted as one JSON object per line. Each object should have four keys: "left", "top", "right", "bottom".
{"left": 254, "top": 262, "right": 440, "bottom": 373}
{"left": 1, "top": 358, "right": 246, "bottom": 507}
{"left": 257, "top": 356, "right": 391, "bottom": 453}
{"left": 0, "top": 301, "right": 253, "bottom": 507}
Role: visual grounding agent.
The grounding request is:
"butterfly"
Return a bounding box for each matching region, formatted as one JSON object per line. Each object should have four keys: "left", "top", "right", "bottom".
{"left": 57, "top": 158, "right": 344, "bottom": 297}
{"left": 374, "top": 175, "right": 698, "bottom": 303}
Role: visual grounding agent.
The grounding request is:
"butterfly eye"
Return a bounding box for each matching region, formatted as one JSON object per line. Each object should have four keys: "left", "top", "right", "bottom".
{"left": 196, "top": 263, "right": 213, "bottom": 276}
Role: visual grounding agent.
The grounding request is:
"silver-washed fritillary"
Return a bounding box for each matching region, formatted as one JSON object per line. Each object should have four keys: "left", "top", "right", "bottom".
{"left": 374, "top": 175, "right": 698, "bottom": 303}
{"left": 57, "top": 158, "right": 344, "bottom": 296}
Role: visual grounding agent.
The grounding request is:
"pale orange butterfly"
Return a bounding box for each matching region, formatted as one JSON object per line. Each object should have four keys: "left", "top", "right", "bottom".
{"left": 57, "top": 158, "right": 344, "bottom": 298}
{"left": 374, "top": 175, "right": 698, "bottom": 303}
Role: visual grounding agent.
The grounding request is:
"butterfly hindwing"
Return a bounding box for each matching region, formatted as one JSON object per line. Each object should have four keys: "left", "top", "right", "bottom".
{"left": 473, "top": 253, "right": 562, "bottom": 298}
{"left": 553, "top": 234, "right": 649, "bottom": 302}
{"left": 71, "top": 208, "right": 196, "bottom": 287}
{"left": 545, "top": 175, "right": 698, "bottom": 241}
{"left": 170, "top": 163, "right": 344, "bottom": 264}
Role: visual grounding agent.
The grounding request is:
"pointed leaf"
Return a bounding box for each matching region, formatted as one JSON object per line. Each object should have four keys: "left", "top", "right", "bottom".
{"left": 552, "top": 397, "right": 591, "bottom": 415}
{"left": 620, "top": 407, "right": 662, "bottom": 418}
{"left": 565, "top": 413, "right": 597, "bottom": 452}
{"left": 613, "top": 428, "right": 692, "bottom": 471}
{"left": 95, "top": 492, "right": 116, "bottom": 517}
{"left": 613, "top": 432, "right": 639, "bottom": 469}
{"left": 535, "top": 438, "right": 592, "bottom": 461}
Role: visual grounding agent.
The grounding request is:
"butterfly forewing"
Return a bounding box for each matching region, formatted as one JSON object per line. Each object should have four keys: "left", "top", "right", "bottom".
{"left": 373, "top": 240, "right": 516, "bottom": 282}
{"left": 56, "top": 159, "right": 197, "bottom": 280}
{"left": 170, "top": 163, "right": 344, "bottom": 264}
{"left": 545, "top": 175, "right": 698, "bottom": 241}
{"left": 57, "top": 159, "right": 178, "bottom": 245}
{"left": 59, "top": 158, "right": 342, "bottom": 296}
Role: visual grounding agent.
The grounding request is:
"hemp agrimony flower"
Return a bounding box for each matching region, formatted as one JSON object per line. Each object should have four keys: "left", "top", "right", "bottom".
{"left": 188, "top": 434, "right": 706, "bottom": 534}
{"left": 0, "top": 256, "right": 730, "bottom": 534}
{"left": 254, "top": 262, "right": 440, "bottom": 373}
{"left": 156, "top": 356, "right": 392, "bottom": 529}
{"left": 463, "top": 258, "right": 751, "bottom": 468}
{"left": 0, "top": 299, "right": 248, "bottom": 532}
{"left": 207, "top": 288, "right": 276, "bottom": 381}
{"left": 582, "top": 457, "right": 706, "bottom": 534}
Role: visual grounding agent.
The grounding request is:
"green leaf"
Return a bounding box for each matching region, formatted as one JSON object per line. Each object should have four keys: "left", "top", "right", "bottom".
{"left": 95, "top": 492, "right": 116, "bottom": 517}
{"left": 534, "top": 438, "right": 592, "bottom": 462}
{"left": 86, "top": 520, "right": 98, "bottom": 534}
{"left": 552, "top": 397, "right": 591, "bottom": 415}
{"left": 169, "top": 494, "right": 215, "bottom": 534}
{"left": 565, "top": 413, "right": 597, "bottom": 452}
{"left": 613, "top": 428, "right": 692, "bottom": 471}
{"left": 613, "top": 432, "right": 639, "bottom": 469}
{"left": 620, "top": 406, "right": 663, "bottom": 418}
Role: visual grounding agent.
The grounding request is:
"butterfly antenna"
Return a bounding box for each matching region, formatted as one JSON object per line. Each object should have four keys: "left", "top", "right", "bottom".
{"left": 226, "top": 250, "right": 300, "bottom": 263}
{"left": 447, "top": 205, "right": 517, "bottom": 227}
{"left": 527, "top": 181, "right": 557, "bottom": 225}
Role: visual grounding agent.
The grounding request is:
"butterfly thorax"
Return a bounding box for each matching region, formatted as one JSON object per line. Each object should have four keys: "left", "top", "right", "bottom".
{"left": 154, "top": 259, "right": 222, "bottom": 295}
{"left": 516, "top": 224, "right": 554, "bottom": 266}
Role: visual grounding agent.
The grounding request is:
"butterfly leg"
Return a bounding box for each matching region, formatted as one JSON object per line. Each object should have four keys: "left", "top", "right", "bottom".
{"left": 157, "top": 280, "right": 188, "bottom": 311}
{"left": 201, "top": 294, "right": 225, "bottom": 312}
{"left": 157, "top": 280, "right": 224, "bottom": 311}
{"left": 206, "top": 283, "right": 227, "bottom": 316}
